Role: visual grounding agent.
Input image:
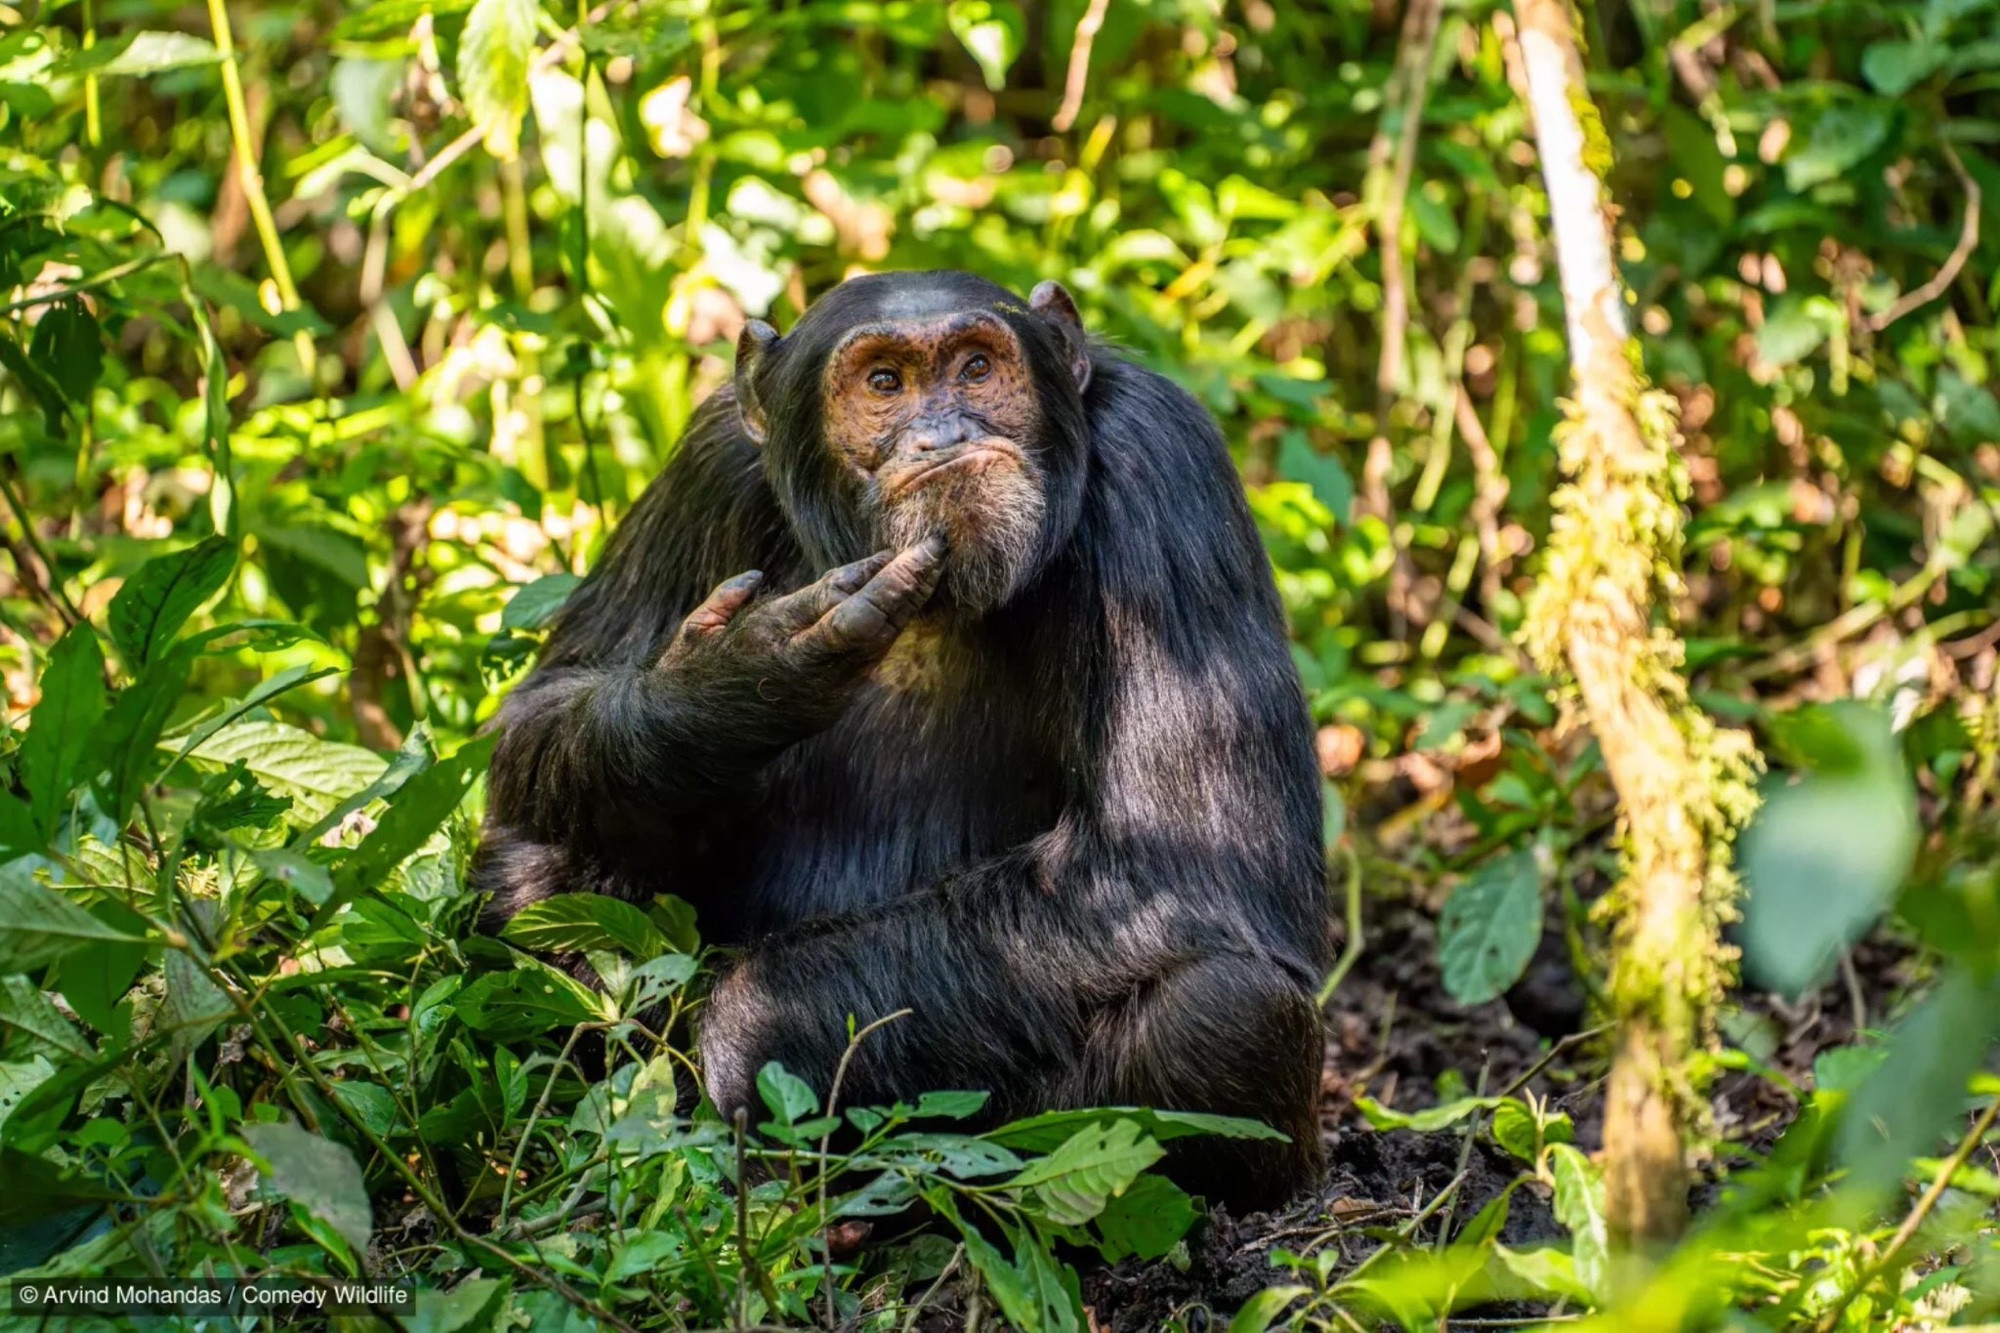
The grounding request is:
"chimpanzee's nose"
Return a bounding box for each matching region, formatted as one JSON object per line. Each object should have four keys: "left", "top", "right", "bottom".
{"left": 909, "top": 415, "right": 979, "bottom": 454}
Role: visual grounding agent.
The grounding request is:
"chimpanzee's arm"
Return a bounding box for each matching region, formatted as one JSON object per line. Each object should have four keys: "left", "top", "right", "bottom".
{"left": 481, "top": 398, "right": 802, "bottom": 852}
{"left": 700, "top": 361, "right": 1330, "bottom": 1201}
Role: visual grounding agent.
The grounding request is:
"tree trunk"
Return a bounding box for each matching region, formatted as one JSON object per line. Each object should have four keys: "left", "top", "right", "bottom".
{"left": 1508, "top": 0, "right": 1762, "bottom": 1252}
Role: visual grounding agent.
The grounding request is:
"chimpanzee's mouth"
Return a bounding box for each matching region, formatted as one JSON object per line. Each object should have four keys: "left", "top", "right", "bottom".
{"left": 885, "top": 441, "right": 1025, "bottom": 497}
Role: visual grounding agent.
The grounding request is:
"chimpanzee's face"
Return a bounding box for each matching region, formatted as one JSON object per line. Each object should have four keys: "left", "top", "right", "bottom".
{"left": 818, "top": 309, "right": 1048, "bottom": 614}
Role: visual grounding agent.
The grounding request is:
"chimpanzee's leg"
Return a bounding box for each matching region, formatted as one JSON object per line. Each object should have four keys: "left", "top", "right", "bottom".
{"left": 1060, "top": 955, "right": 1325, "bottom": 1210}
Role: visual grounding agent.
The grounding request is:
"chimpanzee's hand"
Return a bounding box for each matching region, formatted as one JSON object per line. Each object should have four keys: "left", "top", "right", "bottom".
{"left": 659, "top": 535, "right": 946, "bottom": 735}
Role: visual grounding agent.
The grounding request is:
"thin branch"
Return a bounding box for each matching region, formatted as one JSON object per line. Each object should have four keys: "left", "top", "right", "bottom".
{"left": 1869, "top": 142, "right": 1981, "bottom": 332}
{"left": 1050, "top": 0, "right": 1110, "bottom": 133}
{"left": 1815, "top": 1094, "right": 2000, "bottom": 1331}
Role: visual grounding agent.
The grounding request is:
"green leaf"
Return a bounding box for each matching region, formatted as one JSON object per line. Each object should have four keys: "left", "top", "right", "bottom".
{"left": 0, "top": 976, "right": 92, "bottom": 1060}
{"left": 0, "top": 331, "right": 68, "bottom": 434}
{"left": 1228, "top": 1286, "right": 1312, "bottom": 1333}
{"left": 1353, "top": 1094, "right": 1506, "bottom": 1132}
{"left": 251, "top": 848, "right": 335, "bottom": 907}
{"left": 407, "top": 1278, "right": 509, "bottom": 1333}
{"left": 1490, "top": 1099, "right": 1539, "bottom": 1162}
{"left": 1862, "top": 40, "right": 1947, "bottom": 95}
{"left": 242, "top": 1122, "right": 373, "bottom": 1257}
{"left": 93, "top": 647, "right": 194, "bottom": 822}
{"left": 1546, "top": 1143, "right": 1608, "bottom": 1300}
{"left": 1437, "top": 847, "right": 1544, "bottom": 1005}
{"left": 323, "top": 733, "right": 495, "bottom": 918}
{"left": 1742, "top": 704, "right": 1916, "bottom": 996}
{"left": 108, "top": 537, "right": 237, "bottom": 668}
{"left": 0, "top": 1144, "right": 125, "bottom": 1226}
{"left": 1276, "top": 428, "right": 1354, "bottom": 523}
{"left": 1838, "top": 967, "right": 2000, "bottom": 1196}
{"left": 26, "top": 301, "right": 103, "bottom": 406}
{"left": 1092, "top": 1173, "right": 1197, "bottom": 1261}
{"left": 59, "top": 30, "right": 221, "bottom": 76}
{"left": 20, "top": 627, "right": 107, "bottom": 841}
{"left": 756, "top": 1062, "right": 819, "bottom": 1125}
{"left": 1005, "top": 1118, "right": 1163, "bottom": 1226}
{"left": 1755, "top": 297, "right": 1830, "bottom": 369}
{"left": 178, "top": 718, "right": 384, "bottom": 827}
{"left": 49, "top": 907, "right": 148, "bottom": 1035}
{"left": 458, "top": 0, "right": 539, "bottom": 159}
{"left": 988, "top": 1105, "right": 1288, "bottom": 1153}
{"left": 332, "top": 0, "right": 477, "bottom": 41}
{"left": 946, "top": 0, "right": 1024, "bottom": 91}
{"left": 501, "top": 573, "right": 580, "bottom": 630}
{"left": 1785, "top": 103, "right": 1893, "bottom": 192}
{"left": 454, "top": 963, "right": 602, "bottom": 1040}
{"left": 500, "top": 892, "right": 669, "bottom": 960}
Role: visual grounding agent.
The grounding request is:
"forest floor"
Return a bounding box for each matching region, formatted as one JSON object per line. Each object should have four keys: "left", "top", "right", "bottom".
{"left": 1072, "top": 899, "right": 1922, "bottom": 1331}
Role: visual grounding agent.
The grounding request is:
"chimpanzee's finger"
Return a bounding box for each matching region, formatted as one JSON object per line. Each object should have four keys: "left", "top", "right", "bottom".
{"left": 809, "top": 534, "right": 947, "bottom": 656}
{"left": 662, "top": 570, "right": 764, "bottom": 663}
{"left": 765, "top": 551, "right": 894, "bottom": 636}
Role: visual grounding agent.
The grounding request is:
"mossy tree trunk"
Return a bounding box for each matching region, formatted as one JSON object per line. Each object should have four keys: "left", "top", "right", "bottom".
{"left": 1509, "top": 0, "right": 1763, "bottom": 1251}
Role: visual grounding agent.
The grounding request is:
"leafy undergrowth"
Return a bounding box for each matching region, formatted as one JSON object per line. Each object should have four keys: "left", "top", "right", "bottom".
{"left": 1, "top": 545, "right": 1994, "bottom": 1333}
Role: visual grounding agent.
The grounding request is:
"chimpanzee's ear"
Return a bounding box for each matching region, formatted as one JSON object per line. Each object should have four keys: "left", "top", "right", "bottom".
{"left": 733, "top": 319, "right": 778, "bottom": 445}
{"left": 1029, "top": 281, "right": 1092, "bottom": 394}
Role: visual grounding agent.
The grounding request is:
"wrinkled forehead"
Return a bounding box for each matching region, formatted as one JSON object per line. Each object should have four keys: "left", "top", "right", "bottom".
{"left": 824, "top": 310, "right": 1024, "bottom": 375}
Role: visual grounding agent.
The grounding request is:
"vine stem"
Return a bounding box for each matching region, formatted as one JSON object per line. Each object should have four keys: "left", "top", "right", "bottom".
{"left": 203, "top": 0, "right": 317, "bottom": 381}
{"left": 1815, "top": 1093, "right": 2000, "bottom": 1330}
{"left": 818, "top": 1009, "right": 913, "bottom": 1329}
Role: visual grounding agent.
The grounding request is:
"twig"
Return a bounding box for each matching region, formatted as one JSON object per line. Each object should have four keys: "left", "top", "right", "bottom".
{"left": 899, "top": 1244, "right": 963, "bottom": 1333}
{"left": 819, "top": 1009, "right": 913, "bottom": 1329}
{"left": 0, "top": 469, "right": 82, "bottom": 626}
{"left": 1050, "top": 0, "right": 1111, "bottom": 133}
{"left": 1361, "top": 0, "right": 1442, "bottom": 526}
{"left": 1815, "top": 1093, "right": 2000, "bottom": 1331}
{"left": 1498, "top": 1023, "right": 1612, "bottom": 1101}
{"left": 1317, "top": 842, "right": 1366, "bottom": 1008}
{"left": 204, "top": 0, "right": 316, "bottom": 380}
{"left": 1869, "top": 141, "right": 1981, "bottom": 332}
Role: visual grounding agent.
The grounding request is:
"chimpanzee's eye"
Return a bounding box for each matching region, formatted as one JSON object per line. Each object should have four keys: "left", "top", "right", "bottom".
{"left": 961, "top": 354, "right": 991, "bottom": 383}
{"left": 868, "top": 368, "right": 903, "bottom": 394}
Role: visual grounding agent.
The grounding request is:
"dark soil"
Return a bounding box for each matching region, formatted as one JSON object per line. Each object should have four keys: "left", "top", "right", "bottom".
{"left": 1070, "top": 890, "right": 1922, "bottom": 1332}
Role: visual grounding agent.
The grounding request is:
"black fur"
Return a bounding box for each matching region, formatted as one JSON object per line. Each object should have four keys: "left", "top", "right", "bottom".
{"left": 473, "top": 271, "right": 1330, "bottom": 1208}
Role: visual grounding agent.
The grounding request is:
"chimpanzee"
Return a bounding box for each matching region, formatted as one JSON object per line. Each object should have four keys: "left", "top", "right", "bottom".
{"left": 472, "top": 271, "right": 1330, "bottom": 1207}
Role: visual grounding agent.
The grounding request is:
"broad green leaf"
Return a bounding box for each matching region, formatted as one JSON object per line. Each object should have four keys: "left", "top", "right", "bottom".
{"left": 323, "top": 733, "right": 495, "bottom": 916}
{"left": 26, "top": 300, "right": 102, "bottom": 405}
{"left": 0, "top": 976, "right": 92, "bottom": 1060}
{"left": 48, "top": 906, "right": 148, "bottom": 1035}
{"left": 1862, "top": 40, "right": 1946, "bottom": 95}
{"left": 454, "top": 963, "right": 602, "bottom": 1040}
{"left": 1838, "top": 967, "right": 2000, "bottom": 1196}
{"left": 458, "top": 0, "right": 539, "bottom": 159}
{"left": 21, "top": 627, "right": 107, "bottom": 840}
{"left": 1755, "top": 297, "right": 1829, "bottom": 369}
{"left": 93, "top": 646, "right": 194, "bottom": 821}
{"left": 1276, "top": 427, "right": 1354, "bottom": 522}
{"left": 252, "top": 848, "right": 336, "bottom": 906}
{"left": 946, "top": 0, "right": 1023, "bottom": 91}
{"left": 756, "top": 1062, "right": 819, "bottom": 1125}
{"left": 1785, "top": 103, "right": 1893, "bottom": 191}
{"left": 1490, "top": 1099, "right": 1540, "bottom": 1162}
{"left": 500, "top": 892, "right": 668, "bottom": 960}
{"left": 988, "top": 1105, "right": 1287, "bottom": 1153}
{"left": 332, "top": 0, "right": 476, "bottom": 41}
{"left": 1437, "top": 847, "right": 1544, "bottom": 1005}
{"left": 242, "top": 1122, "right": 373, "bottom": 1256}
{"left": 0, "top": 1144, "right": 125, "bottom": 1226}
{"left": 501, "top": 573, "right": 581, "bottom": 630}
{"left": 58, "top": 30, "right": 221, "bottom": 77}
{"left": 108, "top": 536, "right": 237, "bottom": 667}
{"left": 1092, "top": 1173, "right": 1197, "bottom": 1261}
{"left": 913, "top": 1089, "right": 989, "bottom": 1120}
{"left": 0, "top": 880, "right": 139, "bottom": 974}
{"left": 1546, "top": 1144, "right": 1608, "bottom": 1300}
{"left": 407, "top": 1278, "right": 509, "bottom": 1333}
{"left": 1005, "top": 1118, "right": 1163, "bottom": 1226}
{"left": 1229, "top": 1286, "right": 1312, "bottom": 1333}
{"left": 178, "top": 719, "right": 386, "bottom": 827}
{"left": 1353, "top": 1094, "right": 1506, "bottom": 1132}
{"left": 1742, "top": 703, "right": 1916, "bottom": 996}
